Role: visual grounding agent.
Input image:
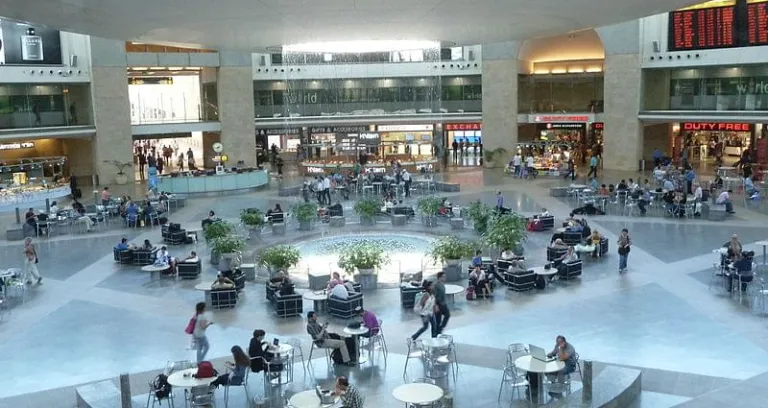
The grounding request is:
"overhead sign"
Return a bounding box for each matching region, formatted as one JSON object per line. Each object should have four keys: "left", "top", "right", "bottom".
{"left": 310, "top": 125, "right": 370, "bottom": 133}
{"left": 592, "top": 122, "right": 604, "bottom": 130}
{"left": 540, "top": 123, "right": 586, "bottom": 130}
{"left": 681, "top": 122, "right": 752, "bottom": 132}
{"left": 377, "top": 124, "right": 434, "bottom": 132}
{"left": 257, "top": 128, "right": 300, "bottom": 135}
{"left": 128, "top": 77, "right": 174, "bottom": 85}
{"left": 530, "top": 115, "right": 593, "bottom": 123}
{"left": 445, "top": 123, "right": 482, "bottom": 131}
{"left": 0, "top": 142, "right": 34, "bottom": 150}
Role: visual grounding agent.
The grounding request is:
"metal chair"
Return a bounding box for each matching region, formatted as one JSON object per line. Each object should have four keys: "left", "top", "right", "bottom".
{"left": 497, "top": 361, "right": 531, "bottom": 405}
{"left": 190, "top": 389, "right": 216, "bottom": 408}
{"left": 307, "top": 339, "right": 332, "bottom": 368}
{"left": 573, "top": 353, "right": 583, "bottom": 381}
{"left": 364, "top": 319, "right": 388, "bottom": 359}
{"left": 145, "top": 377, "right": 175, "bottom": 408}
{"left": 223, "top": 367, "right": 250, "bottom": 408}
{"left": 126, "top": 213, "right": 140, "bottom": 228}
{"left": 285, "top": 338, "right": 306, "bottom": 373}
{"left": 436, "top": 334, "right": 458, "bottom": 378}
{"left": 403, "top": 338, "right": 426, "bottom": 379}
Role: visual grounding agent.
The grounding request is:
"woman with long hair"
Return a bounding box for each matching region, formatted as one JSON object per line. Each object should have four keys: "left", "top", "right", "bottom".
{"left": 212, "top": 346, "right": 250, "bottom": 387}
{"left": 192, "top": 302, "right": 212, "bottom": 362}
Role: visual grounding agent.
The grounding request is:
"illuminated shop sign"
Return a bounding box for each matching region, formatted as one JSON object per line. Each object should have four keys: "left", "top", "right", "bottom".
{"left": 306, "top": 167, "right": 325, "bottom": 174}
{"left": 530, "top": 115, "right": 593, "bottom": 123}
{"left": 257, "top": 128, "right": 301, "bottom": 135}
{"left": 377, "top": 124, "right": 434, "bottom": 132}
{"left": 310, "top": 126, "right": 370, "bottom": 133}
{"left": 681, "top": 122, "right": 752, "bottom": 132}
{"left": 445, "top": 123, "right": 482, "bottom": 131}
{"left": 542, "top": 123, "right": 585, "bottom": 130}
{"left": 592, "top": 122, "right": 604, "bottom": 130}
{"left": 368, "top": 167, "right": 387, "bottom": 173}
{"left": 0, "top": 142, "right": 35, "bottom": 150}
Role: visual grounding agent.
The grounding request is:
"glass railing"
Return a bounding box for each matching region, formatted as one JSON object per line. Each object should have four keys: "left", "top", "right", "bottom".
{"left": 0, "top": 83, "right": 92, "bottom": 130}
{"left": 518, "top": 99, "right": 604, "bottom": 113}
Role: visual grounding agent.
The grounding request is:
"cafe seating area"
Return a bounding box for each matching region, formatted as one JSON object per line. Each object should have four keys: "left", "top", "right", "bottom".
{"left": 112, "top": 247, "right": 160, "bottom": 266}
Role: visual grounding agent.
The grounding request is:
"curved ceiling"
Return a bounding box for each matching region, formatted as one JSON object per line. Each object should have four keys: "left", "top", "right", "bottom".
{"left": 518, "top": 30, "right": 605, "bottom": 63}
{"left": 0, "top": 0, "right": 693, "bottom": 50}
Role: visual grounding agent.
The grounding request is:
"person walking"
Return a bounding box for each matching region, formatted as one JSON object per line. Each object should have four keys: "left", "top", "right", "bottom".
{"left": 564, "top": 157, "right": 575, "bottom": 181}
{"left": 192, "top": 302, "right": 213, "bottom": 362}
{"left": 433, "top": 272, "right": 450, "bottom": 334}
{"left": 587, "top": 154, "right": 598, "bottom": 179}
{"left": 23, "top": 237, "right": 41, "bottom": 285}
{"left": 411, "top": 281, "right": 437, "bottom": 340}
{"left": 138, "top": 153, "right": 147, "bottom": 180}
{"left": 402, "top": 169, "right": 412, "bottom": 198}
{"left": 617, "top": 228, "right": 631, "bottom": 273}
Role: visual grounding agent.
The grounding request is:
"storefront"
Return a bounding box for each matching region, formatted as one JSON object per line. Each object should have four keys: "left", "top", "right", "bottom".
{"left": 0, "top": 155, "right": 70, "bottom": 212}
{"left": 676, "top": 122, "right": 756, "bottom": 160}
{"left": 528, "top": 114, "right": 595, "bottom": 144}
{"left": 589, "top": 122, "right": 604, "bottom": 146}
{"left": 445, "top": 122, "right": 482, "bottom": 147}
{"left": 257, "top": 127, "right": 303, "bottom": 152}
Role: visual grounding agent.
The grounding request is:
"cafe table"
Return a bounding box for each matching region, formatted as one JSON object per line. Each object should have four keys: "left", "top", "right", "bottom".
{"left": 343, "top": 325, "right": 370, "bottom": 364}
{"left": 167, "top": 368, "right": 217, "bottom": 408}
{"left": 392, "top": 383, "right": 444, "bottom": 406}
{"left": 288, "top": 389, "right": 339, "bottom": 408}
{"left": 514, "top": 355, "right": 565, "bottom": 404}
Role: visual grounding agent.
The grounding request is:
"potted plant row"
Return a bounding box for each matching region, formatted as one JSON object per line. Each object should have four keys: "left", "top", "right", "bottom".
{"left": 203, "top": 221, "right": 235, "bottom": 265}
{"left": 210, "top": 235, "right": 246, "bottom": 271}
{"left": 429, "top": 235, "right": 477, "bottom": 281}
{"left": 337, "top": 242, "right": 390, "bottom": 275}
{"left": 258, "top": 245, "right": 301, "bottom": 278}
{"left": 417, "top": 196, "right": 443, "bottom": 228}
{"left": 292, "top": 202, "right": 318, "bottom": 231}
{"left": 483, "top": 212, "right": 527, "bottom": 255}
{"left": 354, "top": 197, "right": 381, "bottom": 227}
{"left": 240, "top": 208, "right": 266, "bottom": 240}
{"left": 464, "top": 200, "right": 493, "bottom": 235}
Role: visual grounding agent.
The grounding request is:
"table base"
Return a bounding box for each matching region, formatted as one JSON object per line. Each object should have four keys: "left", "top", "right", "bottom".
{"left": 313, "top": 299, "right": 327, "bottom": 313}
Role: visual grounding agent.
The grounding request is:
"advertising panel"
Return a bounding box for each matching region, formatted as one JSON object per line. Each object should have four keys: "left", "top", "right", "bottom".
{"left": 0, "top": 18, "right": 62, "bottom": 65}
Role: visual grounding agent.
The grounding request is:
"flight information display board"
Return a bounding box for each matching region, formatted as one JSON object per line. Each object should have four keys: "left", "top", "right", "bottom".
{"left": 669, "top": 5, "right": 737, "bottom": 50}
{"left": 747, "top": 0, "right": 768, "bottom": 45}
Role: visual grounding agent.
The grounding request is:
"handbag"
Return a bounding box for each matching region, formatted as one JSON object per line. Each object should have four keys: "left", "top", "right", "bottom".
{"left": 618, "top": 245, "right": 630, "bottom": 256}
{"left": 184, "top": 316, "right": 197, "bottom": 334}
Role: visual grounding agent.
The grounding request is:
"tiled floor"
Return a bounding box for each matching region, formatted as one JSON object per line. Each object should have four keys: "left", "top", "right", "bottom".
{"left": 2, "top": 167, "right": 768, "bottom": 407}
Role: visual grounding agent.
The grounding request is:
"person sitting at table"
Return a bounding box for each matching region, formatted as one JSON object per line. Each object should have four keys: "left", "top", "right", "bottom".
{"left": 662, "top": 178, "right": 675, "bottom": 192}
{"left": 725, "top": 234, "right": 743, "bottom": 261}
{"left": 553, "top": 246, "right": 579, "bottom": 281}
{"left": 334, "top": 376, "right": 365, "bottom": 408}
{"left": 211, "top": 273, "right": 235, "bottom": 289}
{"left": 125, "top": 201, "right": 139, "bottom": 217}
{"left": 616, "top": 179, "right": 628, "bottom": 191}
{"left": 24, "top": 208, "right": 37, "bottom": 232}
{"left": 355, "top": 306, "right": 380, "bottom": 337}
{"left": 635, "top": 189, "right": 651, "bottom": 216}
{"left": 469, "top": 265, "right": 492, "bottom": 297}
{"left": 141, "top": 239, "right": 153, "bottom": 250}
{"left": 598, "top": 184, "right": 609, "bottom": 196}
{"left": 156, "top": 246, "right": 176, "bottom": 273}
{"left": 327, "top": 272, "right": 345, "bottom": 290}
{"left": 589, "top": 230, "right": 602, "bottom": 257}
{"left": 269, "top": 270, "right": 294, "bottom": 295}
{"left": 248, "top": 329, "right": 280, "bottom": 373}
{"left": 716, "top": 189, "right": 735, "bottom": 214}
{"left": 628, "top": 178, "right": 639, "bottom": 191}
{"left": 727, "top": 253, "right": 754, "bottom": 292}
{"left": 546, "top": 335, "right": 578, "bottom": 392}
{"left": 306, "top": 311, "right": 354, "bottom": 365}
{"left": 745, "top": 175, "right": 759, "bottom": 199}
{"left": 72, "top": 199, "right": 85, "bottom": 214}
{"left": 551, "top": 238, "right": 569, "bottom": 250}
{"left": 211, "top": 345, "right": 250, "bottom": 388}
{"left": 142, "top": 201, "right": 155, "bottom": 225}
{"left": 101, "top": 187, "right": 111, "bottom": 206}
{"left": 49, "top": 201, "right": 60, "bottom": 215}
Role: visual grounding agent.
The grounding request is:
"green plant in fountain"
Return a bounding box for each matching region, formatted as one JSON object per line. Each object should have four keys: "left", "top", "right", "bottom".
{"left": 464, "top": 200, "right": 493, "bottom": 235}
{"left": 203, "top": 220, "right": 234, "bottom": 241}
{"left": 337, "top": 241, "right": 390, "bottom": 273}
{"left": 483, "top": 212, "right": 527, "bottom": 252}
{"left": 258, "top": 245, "right": 301, "bottom": 270}
{"left": 210, "top": 235, "right": 246, "bottom": 254}
{"left": 292, "top": 202, "right": 318, "bottom": 223}
{"left": 240, "top": 208, "right": 266, "bottom": 228}
{"left": 416, "top": 196, "right": 443, "bottom": 217}
{"left": 353, "top": 197, "right": 381, "bottom": 218}
{"left": 429, "top": 235, "right": 477, "bottom": 264}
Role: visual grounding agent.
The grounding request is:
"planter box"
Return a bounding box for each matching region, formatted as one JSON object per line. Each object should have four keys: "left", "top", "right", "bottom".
{"left": 360, "top": 216, "right": 375, "bottom": 227}
{"left": 240, "top": 263, "right": 256, "bottom": 280}
{"left": 424, "top": 216, "right": 438, "bottom": 228}
{"left": 248, "top": 228, "right": 262, "bottom": 240}
{"left": 298, "top": 220, "right": 312, "bottom": 231}
{"left": 357, "top": 270, "right": 377, "bottom": 290}
{"left": 391, "top": 214, "right": 407, "bottom": 226}
{"left": 210, "top": 250, "right": 220, "bottom": 265}
{"left": 450, "top": 218, "right": 464, "bottom": 230}
{"left": 444, "top": 260, "right": 462, "bottom": 282}
{"left": 330, "top": 216, "right": 345, "bottom": 227}
{"left": 218, "top": 253, "right": 237, "bottom": 271}
{"left": 272, "top": 222, "right": 286, "bottom": 235}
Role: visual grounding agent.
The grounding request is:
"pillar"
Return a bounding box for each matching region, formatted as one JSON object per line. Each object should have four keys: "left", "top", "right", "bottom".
{"left": 598, "top": 21, "right": 643, "bottom": 171}
{"left": 217, "top": 52, "right": 256, "bottom": 167}
{"left": 481, "top": 41, "right": 520, "bottom": 157}
{"left": 89, "top": 37, "right": 134, "bottom": 185}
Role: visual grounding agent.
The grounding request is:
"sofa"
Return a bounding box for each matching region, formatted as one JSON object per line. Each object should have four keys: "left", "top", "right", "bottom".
{"left": 161, "top": 225, "right": 188, "bottom": 245}
{"left": 563, "top": 231, "right": 583, "bottom": 246}
{"left": 113, "top": 248, "right": 133, "bottom": 264}
{"left": 132, "top": 247, "right": 159, "bottom": 266}
{"left": 504, "top": 269, "right": 536, "bottom": 292}
{"left": 400, "top": 284, "right": 424, "bottom": 309}
{"left": 559, "top": 260, "right": 583, "bottom": 280}
{"left": 547, "top": 247, "right": 568, "bottom": 262}
{"left": 538, "top": 215, "right": 555, "bottom": 230}
{"left": 272, "top": 292, "right": 303, "bottom": 317}
{"left": 210, "top": 288, "right": 238, "bottom": 308}
{"left": 497, "top": 258, "right": 525, "bottom": 272}
{"left": 328, "top": 292, "right": 364, "bottom": 319}
{"left": 177, "top": 259, "right": 202, "bottom": 279}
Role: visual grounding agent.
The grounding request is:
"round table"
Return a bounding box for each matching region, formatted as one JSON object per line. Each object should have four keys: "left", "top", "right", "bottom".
{"left": 531, "top": 266, "right": 558, "bottom": 289}
{"left": 167, "top": 367, "right": 217, "bottom": 407}
{"left": 142, "top": 264, "right": 170, "bottom": 280}
{"left": 514, "top": 355, "right": 566, "bottom": 403}
{"left": 444, "top": 284, "right": 464, "bottom": 305}
{"left": 288, "top": 389, "right": 338, "bottom": 408}
{"left": 266, "top": 343, "right": 295, "bottom": 384}
{"left": 343, "top": 326, "right": 370, "bottom": 364}
{"left": 303, "top": 291, "right": 329, "bottom": 313}
{"left": 392, "top": 383, "right": 444, "bottom": 405}
{"left": 195, "top": 281, "right": 216, "bottom": 308}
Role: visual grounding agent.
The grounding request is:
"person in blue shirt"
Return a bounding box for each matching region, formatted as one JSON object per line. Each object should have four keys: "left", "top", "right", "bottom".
{"left": 653, "top": 148, "right": 662, "bottom": 168}
{"left": 684, "top": 169, "right": 696, "bottom": 195}
{"left": 471, "top": 250, "right": 483, "bottom": 267}
{"left": 744, "top": 175, "right": 758, "bottom": 198}
{"left": 114, "top": 238, "right": 133, "bottom": 251}
{"left": 637, "top": 189, "right": 651, "bottom": 215}
{"left": 126, "top": 201, "right": 139, "bottom": 215}
{"left": 587, "top": 154, "right": 598, "bottom": 178}
{"left": 212, "top": 345, "right": 250, "bottom": 387}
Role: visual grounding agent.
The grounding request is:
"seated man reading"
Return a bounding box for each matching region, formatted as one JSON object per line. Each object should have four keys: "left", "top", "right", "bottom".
{"left": 546, "top": 335, "right": 578, "bottom": 390}
{"left": 180, "top": 251, "right": 199, "bottom": 263}
{"left": 306, "top": 311, "right": 353, "bottom": 365}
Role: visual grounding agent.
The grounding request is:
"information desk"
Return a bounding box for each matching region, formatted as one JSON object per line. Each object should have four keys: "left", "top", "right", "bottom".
{"left": 300, "top": 158, "right": 439, "bottom": 176}
{"left": 158, "top": 170, "right": 268, "bottom": 194}
{"left": 0, "top": 185, "right": 71, "bottom": 213}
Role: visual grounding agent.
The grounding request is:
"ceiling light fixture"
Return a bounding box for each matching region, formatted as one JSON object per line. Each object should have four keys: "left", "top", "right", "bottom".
{"left": 534, "top": 70, "right": 550, "bottom": 75}
{"left": 283, "top": 40, "right": 439, "bottom": 53}
{"left": 551, "top": 69, "right": 567, "bottom": 74}
{"left": 586, "top": 67, "right": 602, "bottom": 72}
{"left": 568, "top": 68, "right": 584, "bottom": 73}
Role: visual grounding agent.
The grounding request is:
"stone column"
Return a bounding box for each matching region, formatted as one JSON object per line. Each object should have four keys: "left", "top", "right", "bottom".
{"left": 217, "top": 52, "right": 256, "bottom": 167}
{"left": 582, "top": 360, "right": 593, "bottom": 402}
{"left": 481, "top": 41, "right": 520, "bottom": 158}
{"left": 89, "top": 37, "right": 133, "bottom": 185}
{"left": 598, "top": 21, "right": 643, "bottom": 171}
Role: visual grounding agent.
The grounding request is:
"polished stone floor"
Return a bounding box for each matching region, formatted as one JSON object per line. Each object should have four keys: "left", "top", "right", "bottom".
{"left": 1, "top": 167, "right": 768, "bottom": 407}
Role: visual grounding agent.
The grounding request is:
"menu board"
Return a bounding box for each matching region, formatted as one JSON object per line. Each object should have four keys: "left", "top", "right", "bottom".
{"left": 747, "top": 0, "right": 768, "bottom": 45}
{"left": 669, "top": 5, "right": 737, "bottom": 50}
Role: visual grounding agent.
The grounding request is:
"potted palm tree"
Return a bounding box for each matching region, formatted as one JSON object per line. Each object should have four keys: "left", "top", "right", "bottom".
{"left": 103, "top": 160, "right": 132, "bottom": 185}
{"left": 210, "top": 235, "right": 245, "bottom": 271}
{"left": 337, "top": 241, "right": 389, "bottom": 290}
{"left": 464, "top": 200, "right": 493, "bottom": 235}
{"left": 258, "top": 245, "right": 301, "bottom": 278}
{"left": 203, "top": 221, "right": 235, "bottom": 264}
{"left": 429, "top": 235, "right": 476, "bottom": 281}
{"left": 354, "top": 197, "right": 381, "bottom": 227}
{"left": 292, "top": 202, "right": 317, "bottom": 231}
{"left": 417, "top": 196, "right": 443, "bottom": 228}
{"left": 483, "top": 213, "right": 527, "bottom": 256}
{"left": 240, "top": 208, "right": 266, "bottom": 240}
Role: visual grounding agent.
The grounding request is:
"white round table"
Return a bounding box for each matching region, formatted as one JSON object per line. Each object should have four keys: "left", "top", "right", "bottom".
{"left": 343, "top": 326, "right": 370, "bottom": 364}
{"left": 268, "top": 343, "right": 294, "bottom": 355}
{"left": 303, "top": 291, "right": 329, "bottom": 313}
{"left": 421, "top": 337, "right": 449, "bottom": 349}
{"left": 531, "top": 266, "right": 557, "bottom": 289}
{"left": 392, "top": 383, "right": 444, "bottom": 405}
{"left": 444, "top": 284, "right": 464, "bottom": 305}
{"left": 288, "top": 389, "right": 338, "bottom": 408}
{"left": 167, "top": 368, "right": 217, "bottom": 391}
{"left": 141, "top": 264, "right": 170, "bottom": 280}
{"left": 515, "top": 355, "right": 566, "bottom": 403}
{"left": 195, "top": 281, "right": 216, "bottom": 308}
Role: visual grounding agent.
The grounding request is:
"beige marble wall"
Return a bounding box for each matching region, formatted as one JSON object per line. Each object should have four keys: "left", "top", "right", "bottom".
{"left": 482, "top": 59, "right": 519, "bottom": 155}
{"left": 90, "top": 66, "right": 134, "bottom": 184}
{"left": 602, "top": 54, "right": 643, "bottom": 170}
{"left": 217, "top": 67, "right": 256, "bottom": 166}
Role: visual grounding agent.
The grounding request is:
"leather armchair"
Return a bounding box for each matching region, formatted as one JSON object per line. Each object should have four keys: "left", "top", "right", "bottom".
{"left": 265, "top": 285, "right": 277, "bottom": 302}
{"left": 563, "top": 231, "right": 583, "bottom": 246}
{"left": 559, "top": 260, "right": 583, "bottom": 280}
{"left": 113, "top": 248, "right": 133, "bottom": 265}
{"left": 538, "top": 215, "right": 555, "bottom": 230}
{"left": 599, "top": 237, "right": 609, "bottom": 256}
{"left": 133, "top": 247, "right": 159, "bottom": 266}
{"left": 177, "top": 260, "right": 202, "bottom": 279}
{"left": 272, "top": 292, "right": 303, "bottom": 317}
{"left": 504, "top": 269, "right": 536, "bottom": 292}
{"left": 328, "top": 292, "right": 363, "bottom": 319}
{"left": 210, "top": 288, "right": 238, "bottom": 309}
{"left": 400, "top": 284, "right": 423, "bottom": 309}
{"left": 547, "top": 247, "right": 568, "bottom": 262}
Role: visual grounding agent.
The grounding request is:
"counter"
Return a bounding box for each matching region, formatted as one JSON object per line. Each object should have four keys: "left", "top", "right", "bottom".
{"left": 158, "top": 170, "right": 269, "bottom": 194}
{"left": 299, "top": 158, "right": 439, "bottom": 175}
{"left": 0, "top": 185, "right": 71, "bottom": 212}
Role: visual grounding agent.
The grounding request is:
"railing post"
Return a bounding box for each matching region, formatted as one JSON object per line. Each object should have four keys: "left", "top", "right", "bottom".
{"left": 119, "top": 373, "right": 131, "bottom": 408}
{"left": 582, "top": 360, "right": 593, "bottom": 403}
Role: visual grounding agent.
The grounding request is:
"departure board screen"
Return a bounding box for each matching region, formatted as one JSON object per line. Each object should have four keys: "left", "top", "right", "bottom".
{"left": 747, "top": 0, "right": 768, "bottom": 45}
{"left": 669, "top": 5, "right": 737, "bottom": 50}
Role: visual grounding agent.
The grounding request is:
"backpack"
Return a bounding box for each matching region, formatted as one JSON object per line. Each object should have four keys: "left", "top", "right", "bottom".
{"left": 195, "top": 361, "right": 215, "bottom": 378}
{"left": 152, "top": 374, "right": 171, "bottom": 399}
{"left": 466, "top": 286, "right": 476, "bottom": 300}
{"left": 184, "top": 316, "right": 197, "bottom": 335}
{"left": 413, "top": 292, "right": 426, "bottom": 313}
